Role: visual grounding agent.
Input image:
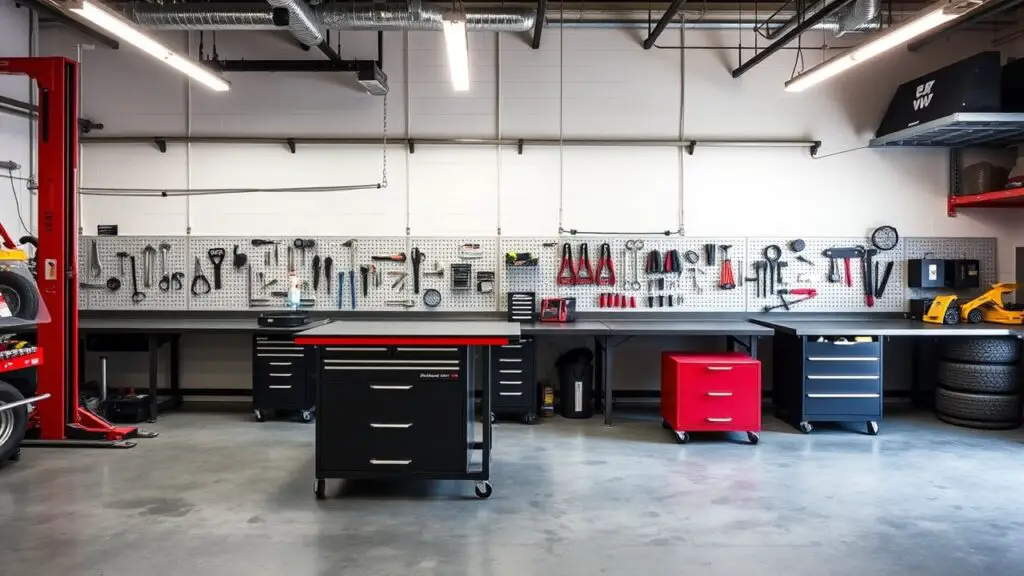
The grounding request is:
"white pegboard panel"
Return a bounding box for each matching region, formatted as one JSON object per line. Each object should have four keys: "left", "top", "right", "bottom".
{"left": 745, "top": 237, "right": 905, "bottom": 313}
{"left": 78, "top": 237, "right": 93, "bottom": 310}
{"left": 188, "top": 237, "right": 260, "bottom": 310}
{"left": 499, "top": 237, "right": 561, "bottom": 311}
{"left": 407, "top": 237, "right": 499, "bottom": 311}
{"left": 545, "top": 236, "right": 748, "bottom": 312}
{"left": 905, "top": 237, "right": 997, "bottom": 302}
{"left": 79, "top": 236, "right": 190, "bottom": 310}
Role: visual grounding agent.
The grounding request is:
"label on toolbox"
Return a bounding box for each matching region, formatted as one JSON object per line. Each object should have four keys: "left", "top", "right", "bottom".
{"left": 419, "top": 371, "right": 460, "bottom": 381}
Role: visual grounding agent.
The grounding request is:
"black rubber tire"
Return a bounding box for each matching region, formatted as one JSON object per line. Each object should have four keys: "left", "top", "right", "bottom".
{"left": 0, "top": 270, "right": 39, "bottom": 320}
{"left": 935, "top": 387, "right": 1021, "bottom": 423}
{"left": 937, "top": 412, "right": 1022, "bottom": 430}
{"left": 940, "top": 337, "right": 1021, "bottom": 364}
{"left": 0, "top": 381, "right": 28, "bottom": 464}
{"left": 937, "top": 361, "right": 1019, "bottom": 394}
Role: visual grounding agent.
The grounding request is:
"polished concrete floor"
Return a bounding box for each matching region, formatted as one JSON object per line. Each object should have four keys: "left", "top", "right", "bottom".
{"left": 1, "top": 407, "right": 1023, "bottom": 575}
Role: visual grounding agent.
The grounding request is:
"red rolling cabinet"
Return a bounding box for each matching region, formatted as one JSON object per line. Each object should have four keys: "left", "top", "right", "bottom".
{"left": 660, "top": 352, "right": 761, "bottom": 444}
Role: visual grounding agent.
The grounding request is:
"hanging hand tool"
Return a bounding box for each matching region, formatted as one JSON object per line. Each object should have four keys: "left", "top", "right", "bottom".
{"left": 704, "top": 244, "right": 716, "bottom": 266}
{"left": 645, "top": 249, "right": 663, "bottom": 274}
{"left": 232, "top": 245, "right": 248, "bottom": 269}
{"left": 556, "top": 243, "right": 577, "bottom": 286}
{"left": 287, "top": 246, "right": 295, "bottom": 272}
{"left": 863, "top": 248, "right": 878, "bottom": 307}
{"left": 789, "top": 239, "right": 806, "bottom": 253}
{"left": 371, "top": 252, "right": 407, "bottom": 263}
{"left": 312, "top": 254, "right": 322, "bottom": 291}
{"left": 875, "top": 261, "right": 894, "bottom": 299}
{"left": 89, "top": 240, "right": 103, "bottom": 278}
{"left": 625, "top": 239, "right": 644, "bottom": 290}
{"left": 391, "top": 272, "right": 408, "bottom": 291}
{"left": 293, "top": 238, "right": 315, "bottom": 266}
{"left": 207, "top": 247, "right": 226, "bottom": 289}
{"left": 171, "top": 272, "right": 184, "bottom": 291}
{"left": 342, "top": 239, "right": 357, "bottom": 309}
{"left": 359, "top": 265, "right": 369, "bottom": 298}
{"left": 142, "top": 245, "right": 157, "bottom": 288}
{"left": 796, "top": 255, "right": 814, "bottom": 266}
{"left": 763, "top": 244, "right": 781, "bottom": 295}
{"left": 411, "top": 247, "right": 424, "bottom": 293}
{"left": 324, "top": 257, "right": 333, "bottom": 295}
{"left": 822, "top": 250, "right": 840, "bottom": 282}
{"left": 777, "top": 261, "right": 789, "bottom": 288}
{"left": 374, "top": 265, "right": 381, "bottom": 288}
{"left": 763, "top": 288, "right": 818, "bottom": 312}
{"left": 423, "top": 261, "right": 444, "bottom": 278}
{"left": 191, "top": 257, "right": 211, "bottom": 296}
{"left": 687, "top": 268, "right": 705, "bottom": 294}
{"left": 753, "top": 261, "right": 767, "bottom": 298}
{"left": 158, "top": 243, "right": 171, "bottom": 291}
{"left": 684, "top": 250, "right": 699, "bottom": 265}
{"left": 115, "top": 251, "right": 128, "bottom": 277}
{"left": 576, "top": 243, "right": 594, "bottom": 284}
{"left": 663, "top": 249, "right": 681, "bottom": 274}
{"left": 595, "top": 243, "right": 616, "bottom": 286}
{"left": 130, "top": 256, "right": 146, "bottom": 303}
{"left": 823, "top": 247, "right": 864, "bottom": 287}
{"left": 337, "top": 271, "right": 344, "bottom": 309}
{"left": 718, "top": 245, "right": 736, "bottom": 290}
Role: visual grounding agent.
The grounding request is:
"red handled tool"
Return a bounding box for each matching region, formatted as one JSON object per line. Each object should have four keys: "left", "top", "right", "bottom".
{"left": 576, "top": 243, "right": 594, "bottom": 285}
{"left": 763, "top": 288, "right": 818, "bottom": 312}
{"left": 557, "top": 243, "right": 577, "bottom": 286}
{"left": 718, "top": 245, "right": 736, "bottom": 290}
{"left": 595, "top": 243, "right": 616, "bottom": 286}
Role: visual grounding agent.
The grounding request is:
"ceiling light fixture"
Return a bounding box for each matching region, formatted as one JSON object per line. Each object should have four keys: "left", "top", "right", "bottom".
{"left": 68, "top": 0, "right": 230, "bottom": 92}
{"left": 785, "top": 0, "right": 986, "bottom": 92}
{"left": 442, "top": 3, "right": 470, "bottom": 92}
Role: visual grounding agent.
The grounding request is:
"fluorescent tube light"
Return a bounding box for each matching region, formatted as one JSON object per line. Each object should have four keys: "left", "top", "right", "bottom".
{"left": 442, "top": 17, "right": 470, "bottom": 92}
{"left": 785, "top": 0, "right": 986, "bottom": 92}
{"left": 68, "top": 0, "right": 230, "bottom": 92}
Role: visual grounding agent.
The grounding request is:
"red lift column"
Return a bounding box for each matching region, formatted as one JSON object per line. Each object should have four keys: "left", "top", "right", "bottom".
{"left": 0, "top": 57, "right": 135, "bottom": 442}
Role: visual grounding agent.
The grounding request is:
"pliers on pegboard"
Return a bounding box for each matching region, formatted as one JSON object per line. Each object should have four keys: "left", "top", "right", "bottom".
{"left": 663, "top": 249, "right": 681, "bottom": 274}
{"left": 576, "top": 243, "right": 594, "bottom": 285}
{"left": 556, "top": 243, "right": 577, "bottom": 286}
{"left": 595, "top": 243, "right": 616, "bottom": 286}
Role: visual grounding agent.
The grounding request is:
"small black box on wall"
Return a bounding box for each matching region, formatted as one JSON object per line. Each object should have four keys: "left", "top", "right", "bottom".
{"left": 945, "top": 259, "right": 980, "bottom": 288}
{"left": 908, "top": 259, "right": 946, "bottom": 288}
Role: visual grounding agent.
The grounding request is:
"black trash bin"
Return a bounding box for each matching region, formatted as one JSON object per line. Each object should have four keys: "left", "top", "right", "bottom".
{"left": 556, "top": 348, "right": 594, "bottom": 419}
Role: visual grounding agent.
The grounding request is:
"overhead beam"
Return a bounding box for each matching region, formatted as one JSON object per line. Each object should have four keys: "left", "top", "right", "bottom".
{"left": 908, "top": 0, "right": 1024, "bottom": 52}
{"left": 212, "top": 59, "right": 370, "bottom": 73}
{"left": 642, "top": 0, "right": 688, "bottom": 50}
{"left": 531, "top": 0, "right": 547, "bottom": 49}
{"left": 731, "top": 0, "right": 849, "bottom": 78}
{"left": 18, "top": 0, "right": 120, "bottom": 50}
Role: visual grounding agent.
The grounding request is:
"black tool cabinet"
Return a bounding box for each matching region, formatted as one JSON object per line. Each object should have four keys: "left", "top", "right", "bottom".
{"left": 491, "top": 337, "right": 537, "bottom": 424}
{"left": 772, "top": 333, "right": 883, "bottom": 435}
{"left": 251, "top": 333, "right": 315, "bottom": 422}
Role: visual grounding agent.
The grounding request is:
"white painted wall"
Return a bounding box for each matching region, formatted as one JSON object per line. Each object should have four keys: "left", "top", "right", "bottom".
{"left": 0, "top": 0, "right": 32, "bottom": 238}
{"left": 41, "top": 23, "right": 1023, "bottom": 393}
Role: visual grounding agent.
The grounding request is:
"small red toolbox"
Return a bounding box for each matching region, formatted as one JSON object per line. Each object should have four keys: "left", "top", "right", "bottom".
{"left": 660, "top": 352, "right": 761, "bottom": 445}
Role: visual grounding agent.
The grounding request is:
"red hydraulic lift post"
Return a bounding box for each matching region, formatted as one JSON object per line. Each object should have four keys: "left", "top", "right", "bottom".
{"left": 0, "top": 57, "right": 137, "bottom": 445}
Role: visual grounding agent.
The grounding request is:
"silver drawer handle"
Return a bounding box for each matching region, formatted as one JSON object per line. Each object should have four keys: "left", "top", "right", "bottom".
{"left": 499, "top": 392, "right": 523, "bottom": 396}
{"left": 268, "top": 362, "right": 292, "bottom": 366}
{"left": 808, "top": 357, "right": 879, "bottom": 362}
{"left": 706, "top": 417, "right": 733, "bottom": 423}
{"left": 370, "top": 459, "right": 412, "bottom": 465}
{"left": 396, "top": 347, "right": 458, "bottom": 352}
{"left": 807, "top": 393, "right": 880, "bottom": 399}
{"left": 257, "top": 353, "right": 303, "bottom": 358}
{"left": 325, "top": 366, "right": 457, "bottom": 371}
{"left": 269, "top": 385, "right": 292, "bottom": 390}
{"left": 500, "top": 369, "right": 523, "bottom": 374}
{"left": 370, "top": 423, "right": 413, "bottom": 429}
{"left": 499, "top": 380, "right": 522, "bottom": 385}
{"left": 807, "top": 375, "right": 879, "bottom": 380}
{"left": 499, "top": 358, "right": 522, "bottom": 363}
{"left": 832, "top": 341, "right": 864, "bottom": 346}
{"left": 370, "top": 385, "right": 413, "bottom": 390}
{"left": 256, "top": 346, "right": 301, "bottom": 351}
{"left": 503, "top": 344, "right": 522, "bottom": 349}
{"left": 706, "top": 392, "right": 733, "bottom": 397}
{"left": 325, "top": 359, "right": 457, "bottom": 365}
{"left": 327, "top": 347, "right": 388, "bottom": 352}
{"left": 706, "top": 366, "right": 733, "bottom": 371}
{"left": 269, "top": 373, "right": 292, "bottom": 377}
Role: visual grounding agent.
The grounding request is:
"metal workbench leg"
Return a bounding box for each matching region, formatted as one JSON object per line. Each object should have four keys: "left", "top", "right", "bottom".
{"left": 600, "top": 336, "right": 613, "bottom": 426}
{"left": 148, "top": 334, "right": 159, "bottom": 422}
{"left": 170, "top": 335, "right": 182, "bottom": 409}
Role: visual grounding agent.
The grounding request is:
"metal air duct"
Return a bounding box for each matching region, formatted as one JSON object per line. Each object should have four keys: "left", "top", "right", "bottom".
{"left": 267, "top": 0, "right": 325, "bottom": 46}
{"left": 766, "top": 0, "right": 881, "bottom": 39}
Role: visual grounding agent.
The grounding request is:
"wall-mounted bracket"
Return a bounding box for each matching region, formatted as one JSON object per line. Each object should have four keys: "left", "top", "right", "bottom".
{"left": 517, "top": 139, "right": 524, "bottom": 155}
{"left": 685, "top": 142, "right": 696, "bottom": 156}
{"left": 810, "top": 141, "right": 822, "bottom": 157}
{"left": 286, "top": 138, "right": 296, "bottom": 154}
{"left": 154, "top": 138, "right": 167, "bottom": 153}
{"left": 408, "top": 140, "right": 416, "bottom": 154}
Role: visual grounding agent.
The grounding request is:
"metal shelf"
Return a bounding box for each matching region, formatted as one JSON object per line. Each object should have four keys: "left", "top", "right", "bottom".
{"left": 870, "top": 113, "right": 1024, "bottom": 148}
{"left": 948, "top": 187, "right": 1024, "bottom": 216}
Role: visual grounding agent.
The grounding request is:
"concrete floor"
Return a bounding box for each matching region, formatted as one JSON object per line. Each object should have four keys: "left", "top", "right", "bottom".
{"left": 1, "top": 408, "right": 1023, "bottom": 575}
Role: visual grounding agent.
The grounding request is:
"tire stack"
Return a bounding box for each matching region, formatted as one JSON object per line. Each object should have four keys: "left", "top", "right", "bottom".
{"left": 935, "top": 338, "right": 1022, "bottom": 430}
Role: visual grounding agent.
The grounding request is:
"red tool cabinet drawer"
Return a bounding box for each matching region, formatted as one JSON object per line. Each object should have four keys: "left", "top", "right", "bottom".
{"left": 661, "top": 352, "right": 762, "bottom": 436}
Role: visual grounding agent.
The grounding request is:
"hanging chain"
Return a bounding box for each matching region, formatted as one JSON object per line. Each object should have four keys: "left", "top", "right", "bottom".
{"left": 380, "top": 93, "right": 389, "bottom": 188}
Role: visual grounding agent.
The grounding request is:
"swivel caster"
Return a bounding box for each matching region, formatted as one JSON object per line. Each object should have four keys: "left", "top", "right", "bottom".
{"left": 521, "top": 413, "right": 537, "bottom": 425}
{"left": 314, "top": 479, "right": 326, "bottom": 500}
{"left": 798, "top": 422, "right": 813, "bottom": 434}
{"left": 253, "top": 409, "right": 265, "bottom": 423}
{"left": 747, "top": 431, "right": 760, "bottom": 445}
{"left": 866, "top": 421, "right": 879, "bottom": 436}
{"left": 490, "top": 412, "right": 496, "bottom": 424}
{"left": 474, "top": 481, "right": 493, "bottom": 499}
{"left": 301, "top": 410, "right": 313, "bottom": 423}
{"left": 673, "top": 431, "right": 690, "bottom": 444}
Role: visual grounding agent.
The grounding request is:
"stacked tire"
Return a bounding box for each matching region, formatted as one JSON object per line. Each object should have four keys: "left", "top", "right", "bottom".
{"left": 935, "top": 338, "right": 1022, "bottom": 430}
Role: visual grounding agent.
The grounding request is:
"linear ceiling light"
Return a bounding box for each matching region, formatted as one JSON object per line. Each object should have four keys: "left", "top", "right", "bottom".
{"left": 442, "top": 11, "right": 470, "bottom": 91}
{"left": 68, "top": 0, "right": 230, "bottom": 92}
{"left": 785, "top": 0, "right": 986, "bottom": 92}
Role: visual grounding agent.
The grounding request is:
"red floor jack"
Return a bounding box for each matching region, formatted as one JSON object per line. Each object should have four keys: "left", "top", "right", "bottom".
{"left": 763, "top": 288, "right": 818, "bottom": 312}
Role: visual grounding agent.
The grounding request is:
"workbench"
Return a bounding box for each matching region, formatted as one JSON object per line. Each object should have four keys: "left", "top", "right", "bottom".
{"left": 294, "top": 319, "right": 519, "bottom": 499}
{"left": 751, "top": 317, "right": 1024, "bottom": 434}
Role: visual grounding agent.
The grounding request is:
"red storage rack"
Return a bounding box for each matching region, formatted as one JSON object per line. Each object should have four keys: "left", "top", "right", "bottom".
{"left": 660, "top": 352, "right": 761, "bottom": 444}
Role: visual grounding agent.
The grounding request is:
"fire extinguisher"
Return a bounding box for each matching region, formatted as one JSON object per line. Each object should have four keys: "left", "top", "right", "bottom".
{"left": 541, "top": 380, "right": 555, "bottom": 417}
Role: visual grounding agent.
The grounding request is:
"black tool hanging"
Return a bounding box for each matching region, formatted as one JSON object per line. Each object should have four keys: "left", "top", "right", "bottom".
{"left": 576, "top": 243, "right": 594, "bottom": 284}
{"left": 595, "top": 243, "right": 616, "bottom": 286}
{"left": 556, "top": 243, "right": 577, "bottom": 286}
{"left": 645, "top": 249, "right": 663, "bottom": 274}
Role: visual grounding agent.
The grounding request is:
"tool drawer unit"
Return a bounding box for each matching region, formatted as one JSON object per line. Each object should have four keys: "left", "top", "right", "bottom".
{"left": 772, "top": 333, "right": 883, "bottom": 435}
{"left": 660, "top": 352, "right": 761, "bottom": 444}
{"left": 491, "top": 337, "right": 537, "bottom": 424}
{"left": 252, "top": 333, "right": 315, "bottom": 422}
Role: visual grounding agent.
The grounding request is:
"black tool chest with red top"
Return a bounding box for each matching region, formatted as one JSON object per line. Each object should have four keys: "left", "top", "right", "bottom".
{"left": 772, "top": 333, "right": 883, "bottom": 435}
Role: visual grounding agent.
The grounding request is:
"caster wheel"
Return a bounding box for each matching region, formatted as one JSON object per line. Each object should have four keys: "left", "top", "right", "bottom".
{"left": 866, "top": 421, "right": 879, "bottom": 436}
{"left": 301, "top": 410, "right": 313, "bottom": 423}
{"left": 747, "top": 431, "right": 759, "bottom": 445}
{"left": 314, "top": 479, "right": 326, "bottom": 500}
{"left": 799, "top": 422, "right": 813, "bottom": 434}
{"left": 490, "top": 412, "right": 496, "bottom": 424}
{"left": 662, "top": 419, "right": 671, "bottom": 430}
{"left": 9, "top": 449, "right": 21, "bottom": 462}
{"left": 253, "top": 409, "right": 265, "bottom": 423}
{"left": 474, "top": 481, "right": 493, "bottom": 499}
{"left": 521, "top": 414, "right": 537, "bottom": 425}
{"left": 673, "top": 431, "right": 690, "bottom": 444}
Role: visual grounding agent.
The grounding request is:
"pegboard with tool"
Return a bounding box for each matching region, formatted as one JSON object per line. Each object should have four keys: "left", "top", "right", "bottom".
{"left": 904, "top": 237, "right": 996, "bottom": 303}
{"left": 80, "top": 236, "right": 190, "bottom": 310}
{"left": 408, "top": 238, "right": 499, "bottom": 311}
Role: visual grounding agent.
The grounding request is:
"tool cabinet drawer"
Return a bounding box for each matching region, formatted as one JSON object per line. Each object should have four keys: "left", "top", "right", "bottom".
{"left": 320, "top": 346, "right": 391, "bottom": 360}
{"left": 805, "top": 357, "right": 881, "bottom": 377}
{"left": 391, "top": 346, "right": 462, "bottom": 360}
{"left": 675, "top": 362, "right": 760, "bottom": 392}
{"left": 804, "top": 375, "right": 881, "bottom": 395}
{"left": 804, "top": 339, "right": 880, "bottom": 358}
{"left": 325, "top": 379, "right": 465, "bottom": 425}
{"left": 804, "top": 394, "right": 881, "bottom": 416}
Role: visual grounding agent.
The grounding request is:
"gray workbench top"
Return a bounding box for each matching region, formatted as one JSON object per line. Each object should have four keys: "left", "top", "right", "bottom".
{"left": 79, "top": 317, "right": 330, "bottom": 333}
{"left": 296, "top": 320, "right": 521, "bottom": 338}
{"left": 600, "top": 320, "right": 774, "bottom": 336}
{"left": 521, "top": 321, "right": 611, "bottom": 335}
{"left": 753, "top": 318, "right": 1019, "bottom": 337}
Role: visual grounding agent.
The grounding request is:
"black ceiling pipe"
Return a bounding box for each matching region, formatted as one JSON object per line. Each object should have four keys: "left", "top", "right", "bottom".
{"left": 908, "top": 0, "right": 1024, "bottom": 52}
{"left": 731, "top": 0, "right": 849, "bottom": 78}
{"left": 212, "top": 59, "right": 369, "bottom": 72}
{"left": 531, "top": 0, "right": 547, "bottom": 49}
{"left": 643, "top": 0, "right": 688, "bottom": 49}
